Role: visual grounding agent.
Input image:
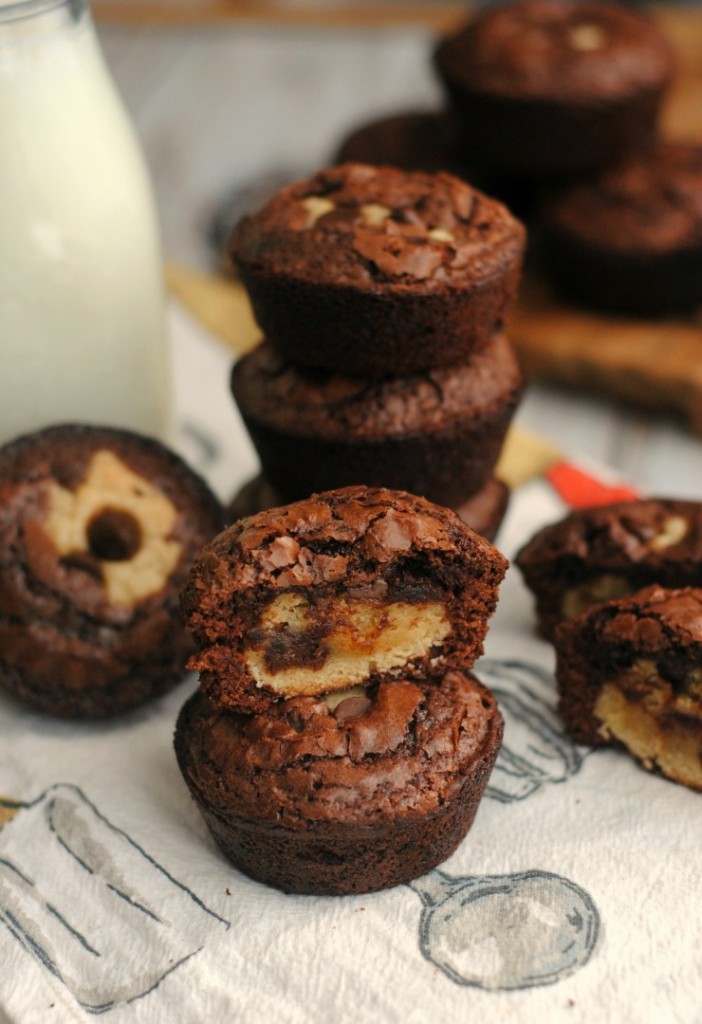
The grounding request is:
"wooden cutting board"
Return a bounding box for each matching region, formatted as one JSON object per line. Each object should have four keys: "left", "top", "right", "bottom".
{"left": 92, "top": 1, "right": 470, "bottom": 30}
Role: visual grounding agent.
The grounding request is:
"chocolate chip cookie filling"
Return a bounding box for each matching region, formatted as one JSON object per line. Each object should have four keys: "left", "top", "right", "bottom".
{"left": 0, "top": 424, "right": 223, "bottom": 717}
{"left": 516, "top": 498, "right": 702, "bottom": 640}
{"left": 555, "top": 585, "right": 702, "bottom": 791}
{"left": 175, "top": 670, "right": 503, "bottom": 894}
{"left": 541, "top": 143, "right": 702, "bottom": 315}
{"left": 229, "top": 163, "right": 525, "bottom": 376}
{"left": 182, "top": 486, "right": 507, "bottom": 714}
{"left": 231, "top": 334, "right": 522, "bottom": 506}
{"left": 434, "top": 0, "right": 674, "bottom": 177}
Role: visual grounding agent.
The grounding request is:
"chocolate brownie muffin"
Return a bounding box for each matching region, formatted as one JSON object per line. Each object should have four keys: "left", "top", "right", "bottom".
{"left": 434, "top": 0, "right": 675, "bottom": 177}
{"left": 229, "top": 163, "right": 525, "bottom": 376}
{"left": 555, "top": 585, "right": 702, "bottom": 791}
{"left": 228, "top": 474, "right": 510, "bottom": 543}
{"left": 175, "top": 670, "right": 503, "bottom": 894}
{"left": 337, "top": 110, "right": 545, "bottom": 224}
{"left": 540, "top": 143, "right": 702, "bottom": 316}
{"left": 182, "top": 486, "right": 508, "bottom": 714}
{"left": 231, "top": 334, "right": 522, "bottom": 507}
{"left": 516, "top": 498, "right": 702, "bottom": 641}
{"left": 0, "top": 425, "right": 223, "bottom": 717}
{"left": 335, "top": 109, "right": 471, "bottom": 176}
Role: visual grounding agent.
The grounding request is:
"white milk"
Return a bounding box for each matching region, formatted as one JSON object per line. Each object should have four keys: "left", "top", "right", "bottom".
{"left": 0, "top": 0, "right": 171, "bottom": 445}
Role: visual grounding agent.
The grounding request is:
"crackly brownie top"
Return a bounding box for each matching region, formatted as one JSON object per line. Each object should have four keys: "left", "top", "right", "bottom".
{"left": 185, "top": 484, "right": 506, "bottom": 596}
{"left": 0, "top": 424, "right": 223, "bottom": 627}
{"left": 516, "top": 498, "right": 702, "bottom": 578}
{"left": 229, "top": 163, "right": 525, "bottom": 292}
{"left": 435, "top": 0, "right": 674, "bottom": 102}
{"left": 231, "top": 334, "right": 521, "bottom": 439}
{"left": 543, "top": 144, "right": 702, "bottom": 253}
{"left": 556, "top": 585, "right": 702, "bottom": 655}
{"left": 176, "top": 671, "right": 502, "bottom": 825}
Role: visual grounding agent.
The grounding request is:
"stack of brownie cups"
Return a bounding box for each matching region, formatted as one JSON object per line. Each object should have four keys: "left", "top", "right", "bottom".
{"left": 432, "top": 0, "right": 702, "bottom": 317}
{"left": 175, "top": 163, "right": 525, "bottom": 895}
{"left": 338, "top": 2, "right": 702, "bottom": 318}
{"left": 226, "top": 162, "right": 526, "bottom": 542}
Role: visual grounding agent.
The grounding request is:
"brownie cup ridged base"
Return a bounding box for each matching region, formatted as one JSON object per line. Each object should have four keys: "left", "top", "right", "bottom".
{"left": 175, "top": 671, "right": 503, "bottom": 895}
{"left": 231, "top": 335, "right": 522, "bottom": 507}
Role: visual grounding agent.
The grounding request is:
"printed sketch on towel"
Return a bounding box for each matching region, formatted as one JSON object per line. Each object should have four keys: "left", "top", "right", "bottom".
{"left": 479, "top": 657, "right": 586, "bottom": 802}
{"left": 409, "top": 868, "right": 600, "bottom": 991}
{"left": 0, "top": 783, "right": 230, "bottom": 1015}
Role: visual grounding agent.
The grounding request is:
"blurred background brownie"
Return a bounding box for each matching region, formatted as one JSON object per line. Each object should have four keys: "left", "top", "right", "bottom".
{"left": 433, "top": 0, "right": 675, "bottom": 178}
{"left": 229, "top": 162, "right": 525, "bottom": 376}
{"left": 231, "top": 334, "right": 522, "bottom": 507}
{"left": 334, "top": 109, "right": 473, "bottom": 177}
{"left": 182, "top": 485, "right": 507, "bottom": 713}
{"left": 175, "top": 670, "right": 503, "bottom": 895}
{"left": 554, "top": 584, "right": 702, "bottom": 791}
{"left": 228, "top": 473, "right": 510, "bottom": 544}
{"left": 516, "top": 497, "right": 702, "bottom": 640}
{"left": 0, "top": 424, "right": 223, "bottom": 718}
{"left": 540, "top": 142, "right": 702, "bottom": 316}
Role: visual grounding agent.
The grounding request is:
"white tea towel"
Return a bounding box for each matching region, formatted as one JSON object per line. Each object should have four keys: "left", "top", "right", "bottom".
{"left": 1, "top": 304, "right": 700, "bottom": 1024}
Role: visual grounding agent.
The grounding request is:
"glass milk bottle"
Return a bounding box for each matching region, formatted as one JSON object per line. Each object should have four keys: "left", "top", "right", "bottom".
{"left": 0, "top": 0, "right": 171, "bottom": 445}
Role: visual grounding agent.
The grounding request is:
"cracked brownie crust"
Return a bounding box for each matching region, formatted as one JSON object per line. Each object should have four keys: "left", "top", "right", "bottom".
{"left": 231, "top": 334, "right": 522, "bottom": 506}
{"left": 434, "top": 0, "right": 674, "bottom": 176}
{"left": 0, "top": 424, "right": 223, "bottom": 717}
{"left": 227, "top": 474, "right": 511, "bottom": 543}
{"left": 175, "top": 670, "right": 503, "bottom": 894}
{"left": 182, "top": 486, "right": 508, "bottom": 714}
{"left": 229, "top": 163, "right": 525, "bottom": 376}
{"left": 555, "top": 585, "right": 702, "bottom": 791}
{"left": 516, "top": 498, "right": 702, "bottom": 640}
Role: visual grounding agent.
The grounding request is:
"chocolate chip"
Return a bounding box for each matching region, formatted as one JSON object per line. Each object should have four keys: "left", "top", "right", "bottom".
{"left": 334, "top": 695, "right": 372, "bottom": 723}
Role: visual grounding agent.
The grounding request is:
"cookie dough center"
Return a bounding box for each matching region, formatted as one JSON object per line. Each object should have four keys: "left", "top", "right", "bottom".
{"left": 245, "top": 591, "right": 451, "bottom": 697}
{"left": 561, "top": 574, "right": 632, "bottom": 620}
{"left": 595, "top": 660, "right": 702, "bottom": 790}
{"left": 42, "top": 450, "right": 183, "bottom": 607}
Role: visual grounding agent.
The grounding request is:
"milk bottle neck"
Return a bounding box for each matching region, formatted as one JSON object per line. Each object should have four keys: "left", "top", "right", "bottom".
{"left": 0, "top": 0, "right": 87, "bottom": 29}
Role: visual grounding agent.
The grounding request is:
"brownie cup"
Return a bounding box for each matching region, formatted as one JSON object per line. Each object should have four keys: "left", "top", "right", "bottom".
{"left": 228, "top": 473, "right": 510, "bottom": 543}
{"left": 175, "top": 670, "right": 503, "bottom": 894}
{"left": 0, "top": 424, "right": 223, "bottom": 717}
{"left": 231, "top": 333, "right": 522, "bottom": 507}
{"left": 555, "top": 585, "right": 702, "bottom": 791}
{"left": 516, "top": 498, "right": 702, "bottom": 641}
{"left": 182, "top": 486, "right": 508, "bottom": 714}
{"left": 229, "top": 163, "right": 525, "bottom": 377}
{"left": 335, "top": 109, "right": 472, "bottom": 177}
{"left": 541, "top": 143, "right": 702, "bottom": 316}
{"left": 434, "top": 0, "right": 674, "bottom": 178}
